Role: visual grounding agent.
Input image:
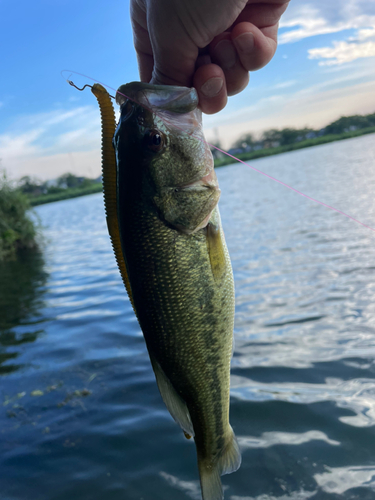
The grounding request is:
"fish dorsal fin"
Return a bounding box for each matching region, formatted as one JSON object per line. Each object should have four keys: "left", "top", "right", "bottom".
{"left": 150, "top": 354, "right": 194, "bottom": 438}
{"left": 206, "top": 221, "right": 226, "bottom": 283}
{"left": 91, "top": 83, "right": 137, "bottom": 317}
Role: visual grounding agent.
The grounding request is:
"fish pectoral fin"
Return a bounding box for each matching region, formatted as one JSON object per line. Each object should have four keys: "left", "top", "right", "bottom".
{"left": 206, "top": 222, "right": 226, "bottom": 283}
{"left": 150, "top": 355, "right": 194, "bottom": 438}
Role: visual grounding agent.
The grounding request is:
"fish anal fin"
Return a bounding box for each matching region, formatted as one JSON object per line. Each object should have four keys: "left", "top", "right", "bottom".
{"left": 206, "top": 222, "right": 226, "bottom": 282}
{"left": 150, "top": 355, "right": 195, "bottom": 438}
{"left": 217, "top": 427, "right": 242, "bottom": 476}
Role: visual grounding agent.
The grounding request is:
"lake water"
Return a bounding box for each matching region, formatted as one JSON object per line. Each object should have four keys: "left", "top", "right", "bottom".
{"left": 2, "top": 134, "right": 375, "bottom": 500}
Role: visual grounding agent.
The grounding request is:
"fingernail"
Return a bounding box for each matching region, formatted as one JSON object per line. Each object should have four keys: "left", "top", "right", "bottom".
{"left": 212, "top": 40, "right": 236, "bottom": 70}
{"left": 234, "top": 32, "right": 254, "bottom": 53}
{"left": 200, "top": 77, "right": 224, "bottom": 98}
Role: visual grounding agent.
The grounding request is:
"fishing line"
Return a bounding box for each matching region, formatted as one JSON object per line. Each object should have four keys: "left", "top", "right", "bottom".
{"left": 62, "top": 70, "right": 375, "bottom": 233}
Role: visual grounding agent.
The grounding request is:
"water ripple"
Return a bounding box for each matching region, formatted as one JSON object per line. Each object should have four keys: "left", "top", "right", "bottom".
{"left": 2, "top": 137, "right": 375, "bottom": 499}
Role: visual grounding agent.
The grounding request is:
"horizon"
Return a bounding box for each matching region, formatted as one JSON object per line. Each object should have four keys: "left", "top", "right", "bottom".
{"left": 1, "top": 0, "right": 375, "bottom": 181}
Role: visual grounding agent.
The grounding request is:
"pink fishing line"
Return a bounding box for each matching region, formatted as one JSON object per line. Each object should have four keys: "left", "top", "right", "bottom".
{"left": 62, "top": 70, "right": 375, "bottom": 233}
{"left": 208, "top": 145, "right": 375, "bottom": 232}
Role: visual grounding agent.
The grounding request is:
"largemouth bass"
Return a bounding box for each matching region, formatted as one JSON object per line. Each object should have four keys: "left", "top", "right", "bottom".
{"left": 92, "top": 82, "right": 241, "bottom": 500}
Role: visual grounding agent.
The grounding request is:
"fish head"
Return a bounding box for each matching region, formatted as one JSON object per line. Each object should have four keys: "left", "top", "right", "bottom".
{"left": 114, "top": 82, "right": 220, "bottom": 233}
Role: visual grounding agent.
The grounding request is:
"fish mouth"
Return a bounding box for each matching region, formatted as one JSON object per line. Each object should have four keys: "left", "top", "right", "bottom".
{"left": 177, "top": 168, "right": 219, "bottom": 192}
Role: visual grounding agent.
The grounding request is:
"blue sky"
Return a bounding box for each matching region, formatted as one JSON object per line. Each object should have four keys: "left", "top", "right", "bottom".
{"left": 1, "top": 0, "right": 375, "bottom": 180}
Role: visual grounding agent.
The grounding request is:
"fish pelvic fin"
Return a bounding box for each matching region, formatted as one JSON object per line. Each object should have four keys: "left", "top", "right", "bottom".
{"left": 198, "top": 427, "right": 241, "bottom": 500}
{"left": 206, "top": 221, "right": 226, "bottom": 283}
{"left": 149, "top": 355, "right": 194, "bottom": 438}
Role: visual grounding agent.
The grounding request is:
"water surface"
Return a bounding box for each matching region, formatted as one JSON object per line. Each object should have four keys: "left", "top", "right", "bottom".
{"left": 1, "top": 134, "right": 375, "bottom": 499}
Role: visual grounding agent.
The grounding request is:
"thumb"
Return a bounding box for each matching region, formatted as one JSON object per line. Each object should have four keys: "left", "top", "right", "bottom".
{"left": 146, "top": 4, "right": 198, "bottom": 87}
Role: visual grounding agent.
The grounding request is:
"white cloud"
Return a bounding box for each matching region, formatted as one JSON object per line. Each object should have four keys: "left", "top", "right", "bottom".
{"left": 309, "top": 40, "right": 375, "bottom": 65}
{"left": 307, "top": 23, "right": 375, "bottom": 66}
{"left": 272, "top": 80, "right": 297, "bottom": 89}
{"left": 279, "top": 1, "right": 375, "bottom": 44}
{"left": 280, "top": 7, "right": 347, "bottom": 44}
{"left": 354, "top": 26, "right": 375, "bottom": 41}
{"left": 0, "top": 105, "right": 102, "bottom": 181}
{"left": 0, "top": 129, "right": 44, "bottom": 160}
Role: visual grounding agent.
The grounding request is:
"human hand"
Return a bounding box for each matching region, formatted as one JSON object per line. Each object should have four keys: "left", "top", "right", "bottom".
{"left": 131, "top": 0, "right": 289, "bottom": 114}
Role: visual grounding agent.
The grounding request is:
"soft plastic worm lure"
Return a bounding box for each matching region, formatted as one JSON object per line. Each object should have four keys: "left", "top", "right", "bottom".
{"left": 69, "top": 80, "right": 136, "bottom": 311}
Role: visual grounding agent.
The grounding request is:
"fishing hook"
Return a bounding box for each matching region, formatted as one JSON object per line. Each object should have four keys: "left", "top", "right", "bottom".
{"left": 68, "top": 80, "right": 115, "bottom": 100}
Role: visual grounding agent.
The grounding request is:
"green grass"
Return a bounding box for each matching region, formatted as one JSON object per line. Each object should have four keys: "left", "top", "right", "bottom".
{"left": 0, "top": 173, "right": 40, "bottom": 261}
{"left": 30, "top": 183, "right": 103, "bottom": 206}
{"left": 214, "top": 127, "right": 375, "bottom": 168}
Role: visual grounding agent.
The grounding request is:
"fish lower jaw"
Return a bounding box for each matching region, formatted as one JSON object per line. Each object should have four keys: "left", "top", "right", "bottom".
{"left": 177, "top": 168, "right": 219, "bottom": 192}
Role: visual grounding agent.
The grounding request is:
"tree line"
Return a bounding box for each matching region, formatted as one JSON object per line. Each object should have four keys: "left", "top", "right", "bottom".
{"left": 17, "top": 173, "right": 101, "bottom": 199}
{"left": 212, "top": 111, "right": 375, "bottom": 156}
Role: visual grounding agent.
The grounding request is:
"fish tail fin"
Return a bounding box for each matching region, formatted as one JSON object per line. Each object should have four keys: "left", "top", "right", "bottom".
{"left": 198, "top": 427, "right": 241, "bottom": 500}
{"left": 198, "top": 458, "right": 223, "bottom": 500}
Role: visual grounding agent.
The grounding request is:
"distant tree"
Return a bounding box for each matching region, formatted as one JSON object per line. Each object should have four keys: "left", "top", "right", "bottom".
{"left": 80, "top": 177, "right": 92, "bottom": 189}
{"left": 231, "top": 133, "right": 255, "bottom": 150}
{"left": 278, "top": 127, "right": 316, "bottom": 145}
{"left": 261, "top": 129, "right": 281, "bottom": 142}
{"left": 57, "top": 173, "right": 81, "bottom": 189}
{"left": 279, "top": 128, "right": 300, "bottom": 145}
{"left": 56, "top": 173, "right": 94, "bottom": 190}
{"left": 261, "top": 129, "right": 282, "bottom": 148}
{"left": 18, "top": 176, "right": 43, "bottom": 196}
{"left": 325, "top": 115, "right": 373, "bottom": 135}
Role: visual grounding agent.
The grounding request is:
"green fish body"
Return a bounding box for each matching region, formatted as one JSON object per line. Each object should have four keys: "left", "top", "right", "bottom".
{"left": 100, "top": 82, "right": 241, "bottom": 500}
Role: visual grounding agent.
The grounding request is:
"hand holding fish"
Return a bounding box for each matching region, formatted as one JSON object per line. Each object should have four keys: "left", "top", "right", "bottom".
{"left": 131, "top": 0, "right": 289, "bottom": 113}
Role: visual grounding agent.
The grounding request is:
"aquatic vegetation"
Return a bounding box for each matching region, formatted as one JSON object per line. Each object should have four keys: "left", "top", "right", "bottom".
{"left": 0, "top": 171, "right": 40, "bottom": 261}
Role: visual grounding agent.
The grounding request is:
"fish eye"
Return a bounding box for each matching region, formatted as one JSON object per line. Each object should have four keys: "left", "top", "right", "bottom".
{"left": 145, "top": 130, "right": 165, "bottom": 152}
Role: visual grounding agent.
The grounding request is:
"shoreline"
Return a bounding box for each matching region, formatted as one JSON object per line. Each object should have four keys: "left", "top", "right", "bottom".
{"left": 214, "top": 127, "right": 375, "bottom": 168}
{"left": 30, "top": 128, "right": 375, "bottom": 207}
{"left": 30, "top": 183, "right": 103, "bottom": 207}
